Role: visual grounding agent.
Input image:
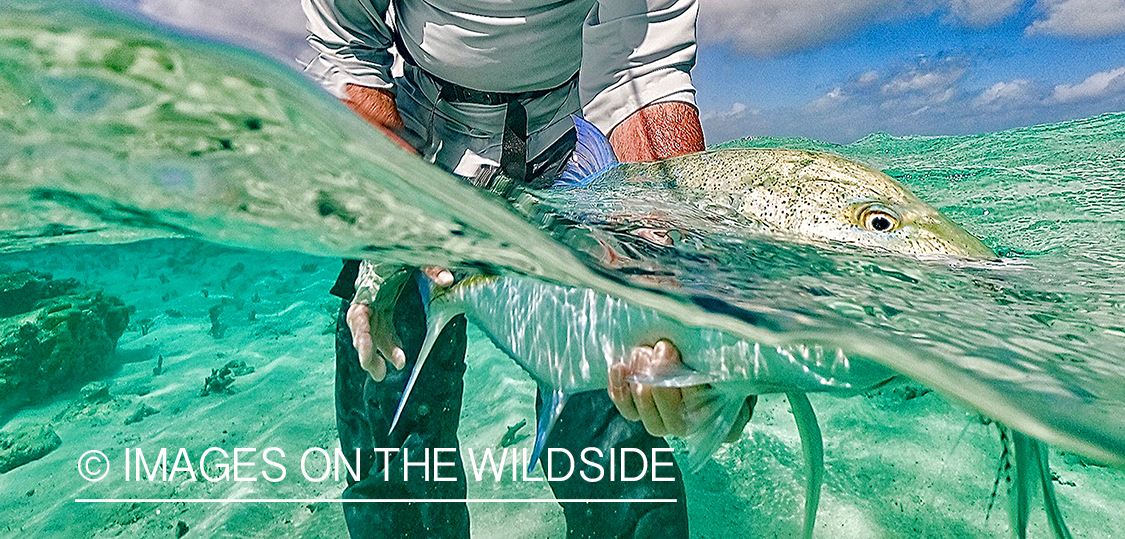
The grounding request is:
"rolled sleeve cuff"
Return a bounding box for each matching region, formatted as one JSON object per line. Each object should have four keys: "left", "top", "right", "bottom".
{"left": 582, "top": 69, "right": 696, "bottom": 135}
{"left": 303, "top": 53, "right": 394, "bottom": 99}
{"left": 579, "top": 0, "right": 699, "bottom": 135}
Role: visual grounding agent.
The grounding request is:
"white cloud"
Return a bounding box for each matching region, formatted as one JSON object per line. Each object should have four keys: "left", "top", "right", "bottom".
{"left": 972, "top": 79, "right": 1035, "bottom": 107}
{"left": 697, "top": 0, "right": 1025, "bottom": 56}
{"left": 1026, "top": 0, "right": 1125, "bottom": 38}
{"left": 1051, "top": 65, "right": 1125, "bottom": 102}
{"left": 701, "top": 101, "right": 756, "bottom": 122}
{"left": 948, "top": 0, "right": 1022, "bottom": 26}
{"left": 701, "top": 59, "right": 1125, "bottom": 143}
{"left": 698, "top": 0, "right": 942, "bottom": 56}
{"left": 881, "top": 66, "right": 966, "bottom": 95}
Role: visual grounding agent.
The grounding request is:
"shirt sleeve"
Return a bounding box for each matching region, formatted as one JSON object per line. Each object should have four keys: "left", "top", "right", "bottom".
{"left": 579, "top": 0, "right": 699, "bottom": 135}
{"left": 301, "top": 0, "right": 396, "bottom": 98}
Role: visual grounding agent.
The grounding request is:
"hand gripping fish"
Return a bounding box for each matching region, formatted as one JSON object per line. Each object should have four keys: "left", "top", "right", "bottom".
{"left": 384, "top": 117, "right": 1070, "bottom": 538}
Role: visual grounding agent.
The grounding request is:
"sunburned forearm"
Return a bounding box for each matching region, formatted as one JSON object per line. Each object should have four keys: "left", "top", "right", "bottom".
{"left": 609, "top": 101, "right": 705, "bottom": 162}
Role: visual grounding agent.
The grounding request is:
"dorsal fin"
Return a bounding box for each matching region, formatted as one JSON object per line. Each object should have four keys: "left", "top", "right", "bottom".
{"left": 555, "top": 115, "right": 618, "bottom": 187}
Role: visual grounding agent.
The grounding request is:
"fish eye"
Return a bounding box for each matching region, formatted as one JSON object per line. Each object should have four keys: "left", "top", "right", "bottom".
{"left": 859, "top": 206, "right": 900, "bottom": 233}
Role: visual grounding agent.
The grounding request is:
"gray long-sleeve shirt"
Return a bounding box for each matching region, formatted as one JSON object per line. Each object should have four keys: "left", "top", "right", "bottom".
{"left": 301, "top": 0, "right": 698, "bottom": 134}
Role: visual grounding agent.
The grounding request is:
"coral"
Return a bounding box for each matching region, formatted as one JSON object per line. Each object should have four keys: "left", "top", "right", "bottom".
{"left": 0, "top": 423, "right": 62, "bottom": 473}
{"left": 53, "top": 381, "right": 130, "bottom": 423}
{"left": 0, "top": 271, "right": 129, "bottom": 412}
{"left": 200, "top": 359, "right": 254, "bottom": 396}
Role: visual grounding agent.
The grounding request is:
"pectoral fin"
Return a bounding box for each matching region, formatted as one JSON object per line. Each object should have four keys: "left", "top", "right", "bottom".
{"left": 1009, "top": 429, "right": 1034, "bottom": 539}
{"left": 1032, "top": 438, "right": 1073, "bottom": 539}
{"left": 555, "top": 115, "right": 618, "bottom": 188}
{"left": 1009, "top": 430, "right": 1073, "bottom": 539}
{"left": 679, "top": 388, "right": 751, "bottom": 471}
{"left": 789, "top": 393, "right": 823, "bottom": 539}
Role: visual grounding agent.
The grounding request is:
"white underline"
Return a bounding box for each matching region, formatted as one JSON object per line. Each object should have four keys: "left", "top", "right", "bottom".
{"left": 75, "top": 498, "right": 677, "bottom": 504}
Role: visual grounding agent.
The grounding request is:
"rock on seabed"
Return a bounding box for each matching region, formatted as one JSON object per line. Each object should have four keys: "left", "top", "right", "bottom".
{"left": 0, "top": 271, "right": 129, "bottom": 412}
{"left": 0, "top": 423, "right": 61, "bottom": 473}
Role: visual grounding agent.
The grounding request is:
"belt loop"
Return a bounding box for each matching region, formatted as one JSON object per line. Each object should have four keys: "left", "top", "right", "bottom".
{"left": 500, "top": 99, "right": 528, "bottom": 183}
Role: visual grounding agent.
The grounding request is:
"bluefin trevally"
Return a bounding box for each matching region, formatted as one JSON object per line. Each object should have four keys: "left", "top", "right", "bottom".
{"left": 388, "top": 118, "right": 1071, "bottom": 539}
{"left": 557, "top": 116, "right": 996, "bottom": 260}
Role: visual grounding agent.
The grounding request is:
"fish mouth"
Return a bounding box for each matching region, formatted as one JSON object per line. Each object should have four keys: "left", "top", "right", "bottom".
{"left": 910, "top": 216, "right": 997, "bottom": 260}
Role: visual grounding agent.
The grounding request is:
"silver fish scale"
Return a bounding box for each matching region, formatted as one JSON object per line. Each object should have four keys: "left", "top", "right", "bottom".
{"left": 436, "top": 276, "right": 894, "bottom": 396}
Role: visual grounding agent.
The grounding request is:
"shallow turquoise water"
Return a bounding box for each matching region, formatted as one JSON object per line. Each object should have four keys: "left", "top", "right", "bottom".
{"left": 1, "top": 1, "right": 1124, "bottom": 537}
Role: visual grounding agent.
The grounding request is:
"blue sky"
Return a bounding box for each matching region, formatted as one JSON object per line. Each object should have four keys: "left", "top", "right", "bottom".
{"left": 693, "top": 0, "right": 1125, "bottom": 142}
{"left": 109, "top": 0, "right": 1125, "bottom": 143}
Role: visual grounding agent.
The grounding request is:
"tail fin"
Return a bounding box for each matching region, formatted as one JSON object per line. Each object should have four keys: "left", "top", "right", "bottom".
{"left": 555, "top": 115, "right": 618, "bottom": 188}
{"left": 788, "top": 393, "right": 823, "bottom": 539}
{"left": 528, "top": 388, "right": 570, "bottom": 474}
{"left": 388, "top": 275, "right": 461, "bottom": 435}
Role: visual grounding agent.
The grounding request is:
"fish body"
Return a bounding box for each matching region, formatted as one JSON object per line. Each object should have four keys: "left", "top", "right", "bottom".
{"left": 560, "top": 119, "right": 995, "bottom": 260}
{"left": 436, "top": 275, "right": 892, "bottom": 398}
{"left": 390, "top": 118, "right": 1069, "bottom": 538}
{"left": 397, "top": 273, "right": 843, "bottom": 539}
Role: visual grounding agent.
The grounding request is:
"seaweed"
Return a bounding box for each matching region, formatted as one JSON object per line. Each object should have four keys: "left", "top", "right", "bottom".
{"left": 208, "top": 304, "right": 225, "bottom": 338}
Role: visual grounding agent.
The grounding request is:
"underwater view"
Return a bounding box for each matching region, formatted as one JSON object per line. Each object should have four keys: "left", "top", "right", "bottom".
{"left": 2, "top": 1, "right": 1124, "bottom": 538}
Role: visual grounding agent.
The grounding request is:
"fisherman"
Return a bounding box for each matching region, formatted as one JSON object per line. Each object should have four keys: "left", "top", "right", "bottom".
{"left": 302, "top": 0, "right": 754, "bottom": 536}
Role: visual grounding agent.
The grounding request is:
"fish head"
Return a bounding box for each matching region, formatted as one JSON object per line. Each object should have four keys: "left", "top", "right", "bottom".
{"left": 729, "top": 149, "right": 997, "bottom": 260}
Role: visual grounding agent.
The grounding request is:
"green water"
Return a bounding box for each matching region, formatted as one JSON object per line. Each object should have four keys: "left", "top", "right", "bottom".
{"left": 1, "top": 1, "right": 1123, "bottom": 537}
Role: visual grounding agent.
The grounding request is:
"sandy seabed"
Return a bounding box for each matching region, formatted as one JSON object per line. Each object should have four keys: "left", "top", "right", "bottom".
{"left": 0, "top": 239, "right": 1121, "bottom": 538}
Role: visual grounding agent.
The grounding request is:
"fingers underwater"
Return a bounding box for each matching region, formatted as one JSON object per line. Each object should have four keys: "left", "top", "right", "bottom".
{"left": 608, "top": 363, "right": 640, "bottom": 421}
{"left": 423, "top": 266, "right": 454, "bottom": 287}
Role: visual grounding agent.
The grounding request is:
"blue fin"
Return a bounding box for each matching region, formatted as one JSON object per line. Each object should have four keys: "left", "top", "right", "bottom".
{"left": 788, "top": 393, "right": 823, "bottom": 539}
{"left": 555, "top": 115, "right": 618, "bottom": 188}
{"left": 415, "top": 271, "right": 433, "bottom": 313}
{"left": 529, "top": 389, "right": 570, "bottom": 474}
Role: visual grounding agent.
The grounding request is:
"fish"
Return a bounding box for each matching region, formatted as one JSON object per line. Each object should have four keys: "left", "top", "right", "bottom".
{"left": 381, "top": 118, "right": 1071, "bottom": 537}
{"left": 390, "top": 271, "right": 869, "bottom": 538}
{"left": 557, "top": 116, "right": 996, "bottom": 260}
{"left": 500, "top": 419, "right": 528, "bottom": 448}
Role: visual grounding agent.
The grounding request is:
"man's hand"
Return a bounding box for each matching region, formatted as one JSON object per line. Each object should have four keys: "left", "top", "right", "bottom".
{"left": 343, "top": 84, "right": 415, "bottom": 152}
{"left": 608, "top": 340, "right": 754, "bottom": 441}
{"left": 348, "top": 267, "right": 453, "bottom": 382}
{"left": 606, "top": 102, "right": 733, "bottom": 438}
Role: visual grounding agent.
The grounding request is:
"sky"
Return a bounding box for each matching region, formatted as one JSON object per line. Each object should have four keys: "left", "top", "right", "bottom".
{"left": 100, "top": 0, "right": 1125, "bottom": 143}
